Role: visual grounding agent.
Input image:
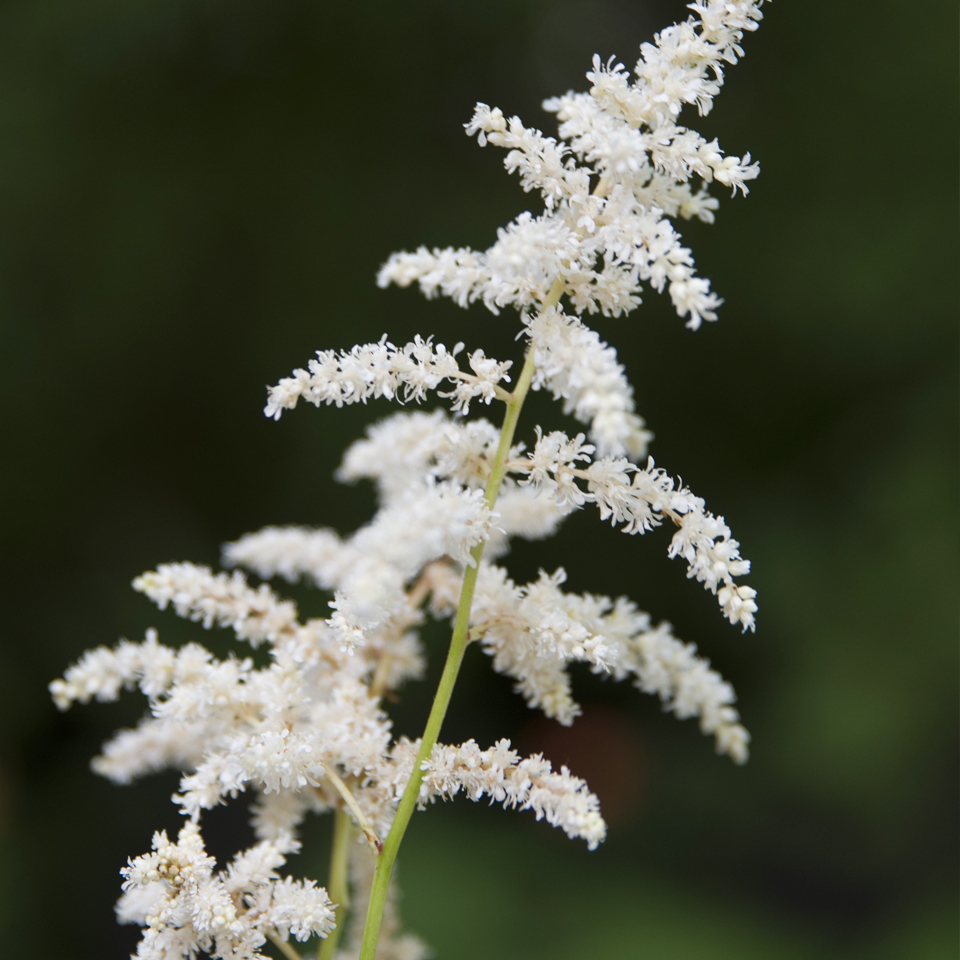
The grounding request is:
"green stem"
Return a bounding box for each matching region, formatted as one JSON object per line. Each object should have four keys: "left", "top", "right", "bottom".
{"left": 318, "top": 806, "right": 354, "bottom": 960}
{"left": 268, "top": 932, "right": 304, "bottom": 960}
{"left": 356, "top": 275, "right": 564, "bottom": 960}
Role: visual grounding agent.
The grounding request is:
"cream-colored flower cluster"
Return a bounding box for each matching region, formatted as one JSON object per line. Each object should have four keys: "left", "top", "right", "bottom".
{"left": 379, "top": 2, "right": 761, "bottom": 328}
{"left": 52, "top": 3, "right": 764, "bottom": 957}
{"left": 116, "top": 824, "right": 334, "bottom": 960}
{"left": 265, "top": 335, "right": 513, "bottom": 421}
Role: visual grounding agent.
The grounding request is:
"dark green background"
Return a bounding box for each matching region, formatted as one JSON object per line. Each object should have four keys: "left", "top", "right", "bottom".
{"left": 1, "top": 1, "right": 956, "bottom": 957}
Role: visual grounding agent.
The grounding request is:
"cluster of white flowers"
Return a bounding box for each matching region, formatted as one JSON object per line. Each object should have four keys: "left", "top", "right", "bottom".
{"left": 523, "top": 306, "right": 652, "bottom": 458}
{"left": 116, "top": 822, "right": 334, "bottom": 960}
{"left": 225, "top": 411, "right": 549, "bottom": 642}
{"left": 52, "top": 3, "right": 765, "bottom": 956}
{"left": 408, "top": 737, "right": 607, "bottom": 849}
{"left": 131, "top": 565, "right": 299, "bottom": 646}
{"left": 379, "top": 2, "right": 762, "bottom": 328}
{"left": 265, "top": 335, "right": 512, "bottom": 421}
{"left": 467, "top": 564, "right": 748, "bottom": 760}
{"left": 509, "top": 428, "right": 757, "bottom": 631}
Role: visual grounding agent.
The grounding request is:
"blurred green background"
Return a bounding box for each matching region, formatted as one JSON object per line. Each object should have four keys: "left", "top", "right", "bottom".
{"left": 0, "top": 0, "right": 956, "bottom": 957}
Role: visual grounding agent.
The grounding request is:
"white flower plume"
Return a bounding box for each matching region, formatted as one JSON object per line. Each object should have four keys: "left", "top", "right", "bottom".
{"left": 117, "top": 822, "right": 334, "bottom": 960}
{"left": 379, "top": 1, "right": 763, "bottom": 328}
{"left": 510, "top": 431, "right": 757, "bottom": 632}
{"left": 132, "top": 564, "right": 299, "bottom": 648}
{"left": 324, "top": 480, "right": 493, "bottom": 639}
{"left": 264, "top": 335, "right": 511, "bottom": 421}
{"left": 393, "top": 737, "right": 607, "bottom": 850}
{"left": 468, "top": 563, "right": 749, "bottom": 761}
{"left": 523, "top": 306, "right": 652, "bottom": 458}
{"left": 226, "top": 444, "right": 498, "bottom": 643}
{"left": 52, "top": 4, "right": 767, "bottom": 955}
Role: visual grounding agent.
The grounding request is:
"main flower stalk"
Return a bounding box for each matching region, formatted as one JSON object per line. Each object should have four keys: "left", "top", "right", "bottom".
{"left": 357, "top": 279, "right": 561, "bottom": 959}
{"left": 49, "top": 6, "right": 767, "bottom": 954}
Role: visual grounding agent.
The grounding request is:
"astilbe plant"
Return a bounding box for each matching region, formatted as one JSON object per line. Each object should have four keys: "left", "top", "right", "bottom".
{"left": 52, "top": 3, "right": 766, "bottom": 958}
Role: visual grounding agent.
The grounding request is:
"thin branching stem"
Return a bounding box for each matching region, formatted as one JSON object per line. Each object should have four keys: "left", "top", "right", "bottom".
{"left": 324, "top": 767, "right": 382, "bottom": 855}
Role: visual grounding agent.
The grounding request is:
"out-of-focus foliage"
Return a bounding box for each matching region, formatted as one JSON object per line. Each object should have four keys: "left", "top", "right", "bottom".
{"left": 0, "top": 1, "right": 955, "bottom": 957}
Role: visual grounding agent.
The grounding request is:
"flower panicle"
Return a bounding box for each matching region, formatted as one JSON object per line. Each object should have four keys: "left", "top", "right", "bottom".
{"left": 395, "top": 737, "right": 608, "bottom": 850}
{"left": 508, "top": 430, "right": 757, "bottom": 631}
{"left": 380, "top": 1, "right": 764, "bottom": 330}
{"left": 469, "top": 563, "right": 749, "bottom": 760}
{"left": 264, "top": 335, "right": 512, "bottom": 421}
{"left": 51, "top": 2, "right": 766, "bottom": 956}
{"left": 117, "top": 821, "right": 334, "bottom": 957}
